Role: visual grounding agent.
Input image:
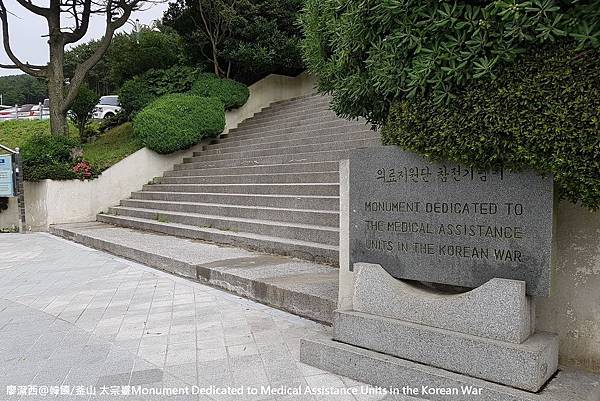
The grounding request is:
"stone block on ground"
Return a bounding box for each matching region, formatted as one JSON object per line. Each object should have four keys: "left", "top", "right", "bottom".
{"left": 332, "top": 310, "right": 558, "bottom": 392}
{"left": 300, "top": 336, "right": 600, "bottom": 401}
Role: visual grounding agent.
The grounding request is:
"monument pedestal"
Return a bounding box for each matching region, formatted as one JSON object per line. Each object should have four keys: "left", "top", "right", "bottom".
{"left": 299, "top": 264, "right": 600, "bottom": 400}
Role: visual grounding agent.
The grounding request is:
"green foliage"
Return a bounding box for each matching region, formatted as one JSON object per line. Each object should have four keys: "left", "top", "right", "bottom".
{"left": 119, "top": 79, "right": 155, "bottom": 117}
{"left": 21, "top": 134, "right": 79, "bottom": 181}
{"left": 0, "top": 120, "right": 138, "bottom": 179}
{"left": 64, "top": 41, "right": 115, "bottom": 95}
{"left": 119, "top": 66, "right": 202, "bottom": 117}
{"left": 142, "top": 66, "right": 200, "bottom": 96}
{"left": 82, "top": 123, "right": 142, "bottom": 172}
{"left": 382, "top": 42, "right": 600, "bottom": 210}
{"left": 69, "top": 85, "right": 100, "bottom": 141}
{"left": 133, "top": 94, "right": 225, "bottom": 154}
{"left": 103, "top": 27, "right": 185, "bottom": 87}
{"left": 98, "top": 110, "right": 129, "bottom": 133}
{"left": 164, "top": 0, "right": 304, "bottom": 83}
{"left": 82, "top": 121, "right": 101, "bottom": 142}
{"left": 65, "top": 26, "right": 185, "bottom": 93}
{"left": 301, "top": 0, "right": 600, "bottom": 124}
{"left": 0, "top": 75, "right": 47, "bottom": 106}
{"left": 189, "top": 73, "right": 249, "bottom": 110}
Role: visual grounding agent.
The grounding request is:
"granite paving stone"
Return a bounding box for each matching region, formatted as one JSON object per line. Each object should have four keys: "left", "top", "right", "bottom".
{"left": 0, "top": 233, "right": 419, "bottom": 401}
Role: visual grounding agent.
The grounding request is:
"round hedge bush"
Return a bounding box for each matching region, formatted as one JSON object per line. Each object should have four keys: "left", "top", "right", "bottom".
{"left": 133, "top": 94, "right": 225, "bottom": 154}
{"left": 382, "top": 42, "right": 600, "bottom": 210}
{"left": 189, "top": 73, "right": 249, "bottom": 110}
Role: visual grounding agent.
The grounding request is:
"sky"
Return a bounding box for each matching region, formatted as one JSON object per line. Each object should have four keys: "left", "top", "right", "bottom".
{"left": 0, "top": 0, "right": 170, "bottom": 76}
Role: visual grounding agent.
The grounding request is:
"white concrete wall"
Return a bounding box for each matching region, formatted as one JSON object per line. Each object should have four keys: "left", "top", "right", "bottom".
{"left": 536, "top": 201, "right": 600, "bottom": 372}
{"left": 0, "top": 73, "right": 316, "bottom": 231}
{"left": 0, "top": 197, "right": 18, "bottom": 231}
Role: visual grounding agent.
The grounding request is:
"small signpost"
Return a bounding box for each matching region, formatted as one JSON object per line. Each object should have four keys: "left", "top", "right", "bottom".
{"left": 0, "top": 153, "right": 14, "bottom": 197}
{"left": 0, "top": 144, "right": 26, "bottom": 233}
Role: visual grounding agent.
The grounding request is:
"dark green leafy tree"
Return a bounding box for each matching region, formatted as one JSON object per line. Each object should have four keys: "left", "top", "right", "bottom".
{"left": 0, "top": 74, "right": 47, "bottom": 106}
{"left": 164, "top": 0, "right": 304, "bottom": 83}
{"left": 164, "top": 0, "right": 247, "bottom": 77}
{"left": 107, "top": 26, "right": 185, "bottom": 87}
{"left": 301, "top": 0, "right": 600, "bottom": 125}
{"left": 69, "top": 85, "right": 99, "bottom": 142}
{"left": 65, "top": 26, "right": 185, "bottom": 93}
{"left": 64, "top": 41, "right": 114, "bottom": 96}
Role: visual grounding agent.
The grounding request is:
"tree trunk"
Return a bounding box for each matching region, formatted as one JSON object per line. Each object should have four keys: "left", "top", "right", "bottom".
{"left": 211, "top": 42, "right": 221, "bottom": 77}
{"left": 47, "top": 26, "right": 68, "bottom": 136}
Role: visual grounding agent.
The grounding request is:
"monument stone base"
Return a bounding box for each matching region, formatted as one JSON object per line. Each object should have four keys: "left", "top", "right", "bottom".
{"left": 299, "top": 263, "right": 600, "bottom": 400}
{"left": 300, "top": 337, "right": 600, "bottom": 401}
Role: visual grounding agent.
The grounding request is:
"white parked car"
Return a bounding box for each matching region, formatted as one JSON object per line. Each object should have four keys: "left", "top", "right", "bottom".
{"left": 92, "top": 95, "right": 122, "bottom": 119}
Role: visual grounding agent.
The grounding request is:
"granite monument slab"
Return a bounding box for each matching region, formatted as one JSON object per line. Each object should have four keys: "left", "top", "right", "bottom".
{"left": 349, "top": 146, "right": 554, "bottom": 296}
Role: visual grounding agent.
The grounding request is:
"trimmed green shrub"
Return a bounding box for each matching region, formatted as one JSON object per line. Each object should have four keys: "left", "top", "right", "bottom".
{"left": 382, "top": 42, "right": 600, "bottom": 210}
{"left": 189, "top": 73, "right": 249, "bottom": 110}
{"left": 119, "top": 66, "right": 204, "bottom": 117}
{"left": 119, "top": 78, "right": 156, "bottom": 117}
{"left": 133, "top": 94, "right": 225, "bottom": 154}
{"left": 143, "top": 66, "right": 200, "bottom": 96}
{"left": 21, "top": 134, "right": 79, "bottom": 181}
{"left": 301, "top": 0, "right": 600, "bottom": 125}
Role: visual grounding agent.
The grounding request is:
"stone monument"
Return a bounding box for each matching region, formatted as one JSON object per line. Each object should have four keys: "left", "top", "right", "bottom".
{"left": 300, "top": 147, "right": 600, "bottom": 401}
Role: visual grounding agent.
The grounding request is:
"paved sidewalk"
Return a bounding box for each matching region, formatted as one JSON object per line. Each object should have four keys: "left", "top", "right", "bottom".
{"left": 0, "top": 233, "right": 419, "bottom": 401}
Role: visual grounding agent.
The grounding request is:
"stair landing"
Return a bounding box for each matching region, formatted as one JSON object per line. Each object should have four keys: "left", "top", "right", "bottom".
{"left": 50, "top": 222, "right": 338, "bottom": 324}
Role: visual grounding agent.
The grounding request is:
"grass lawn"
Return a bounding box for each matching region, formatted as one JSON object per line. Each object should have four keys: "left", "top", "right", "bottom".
{"left": 0, "top": 120, "right": 142, "bottom": 173}
{"left": 82, "top": 123, "right": 142, "bottom": 172}
{"left": 0, "top": 120, "right": 77, "bottom": 149}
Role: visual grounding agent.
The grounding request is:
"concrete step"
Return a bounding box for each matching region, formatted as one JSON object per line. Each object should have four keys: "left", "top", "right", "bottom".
{"left": 246, "top": 105, "right": 336, "bottom": 124}
{"left": 239, "top": 109, "right": 336, "bottom": 130}
{"left": 237, "top": 111, "right": 339, "bottom": 131}
{"left": 184, "top": 138, "right": 378, "bottom": 164}
{"left": 165, "top": 161, "right": 340, "bottom": 178}
{"left": 212, "top": 124, "right": 370, "bottom": 147}
{"left": 131, "top": 192, "right": 340, "bottom": 211}
{"left": 199, "top": 130, "right": 377, "bottom": 156}
{"left": 95, "top": 214, "right": 339, "bottom": 265}
{"left": 50, "top": 222, "right": 338, "bottom": 323}
{"left": 227, "top": 119, "right": 362, "bottom": 140}
{"left": 262, "top": 95, "right": 331, "bottom": 113}
{"left": 176, "top": 146, "right": 373, "bottom": 171}
{"left": 156, "top": 171, "right": 338, "bottom": 185}
{"left": 141, "top": 182, "right": 339, "bottom": 196}
{"left": 120, "top": 199, "right": 340, "bottom": 227}
{"left": 108, "top": 206, "right": 339, "bottom": 245}
{"left": 252, "top": 101, "right": 333, "bottom": 121}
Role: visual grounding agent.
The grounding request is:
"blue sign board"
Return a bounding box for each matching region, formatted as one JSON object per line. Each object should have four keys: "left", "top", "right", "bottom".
{"left": 0, "top": 154, "right": 14, "bottom": 197}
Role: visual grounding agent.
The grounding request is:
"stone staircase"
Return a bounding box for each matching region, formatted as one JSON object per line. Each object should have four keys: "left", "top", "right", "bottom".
{"left": 52, "top": 93, "right": 379, "bottom": 324}
{"left": 95, "top": 93, "right": 379, "bottom": 265}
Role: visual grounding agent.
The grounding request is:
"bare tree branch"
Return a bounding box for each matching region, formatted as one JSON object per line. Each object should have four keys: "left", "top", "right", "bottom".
{"left": 0, "top": 62, "right": 45, "bottom": 69}
{"left": 14, "top": 0, "right": 50, "bottom": 18}
{"left": 0, "top": 1, "right": 47, "bottom": 77}
{"left": 63, "top": 0, "right": 92, "bottom": 44}
{"left": 62, "top": 0, "right": 141, "bottom": 112}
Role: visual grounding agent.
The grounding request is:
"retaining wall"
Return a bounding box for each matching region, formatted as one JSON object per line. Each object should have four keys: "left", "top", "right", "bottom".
{"left": 0, "top": 73, "right": 316, "bottom": 231}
